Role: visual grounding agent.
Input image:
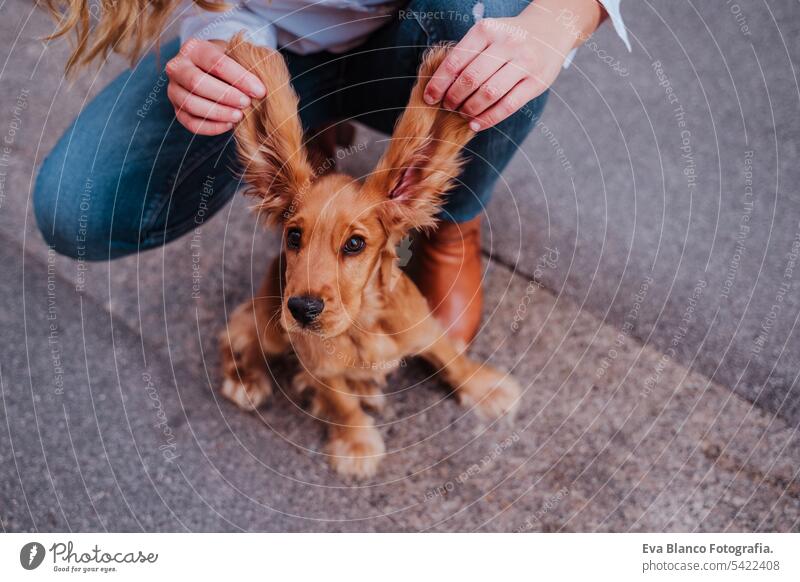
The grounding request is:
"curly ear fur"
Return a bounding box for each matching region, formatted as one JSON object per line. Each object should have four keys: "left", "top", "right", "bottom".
{"left": 225, "top": 33, "right": 314, "bottom": 224}
{"left": 364, "top": 45, "right": 476, "bottom": 234}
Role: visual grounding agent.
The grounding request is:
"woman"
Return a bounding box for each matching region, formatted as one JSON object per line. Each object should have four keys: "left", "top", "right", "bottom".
{"left": 35, "top": 0, "right": 629, "bottom": 344}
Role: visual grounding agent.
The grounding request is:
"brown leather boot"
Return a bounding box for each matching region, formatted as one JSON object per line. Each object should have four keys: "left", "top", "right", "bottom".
{"left": 409, "top": 216, "right": 483, "bottom": 346}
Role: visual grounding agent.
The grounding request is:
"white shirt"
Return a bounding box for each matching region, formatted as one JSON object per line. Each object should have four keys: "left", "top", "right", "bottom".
{"left": 180, "top": 0, "right": 630, "bottom": 61}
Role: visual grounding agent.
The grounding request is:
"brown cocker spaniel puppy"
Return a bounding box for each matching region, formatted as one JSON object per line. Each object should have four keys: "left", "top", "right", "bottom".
{"left": 219, "top": 34, "right": 520, "bottom": 478}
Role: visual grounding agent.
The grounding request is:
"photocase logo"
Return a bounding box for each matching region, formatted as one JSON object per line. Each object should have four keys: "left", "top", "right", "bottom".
{"left": 20, "top": 542, "right": 46, "bottom": 570}
{"left": 396, "top": 234, "right": 413, "bottom": 267}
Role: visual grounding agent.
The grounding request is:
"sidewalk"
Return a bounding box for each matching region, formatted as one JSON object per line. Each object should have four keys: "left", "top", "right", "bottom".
{"left": 2, "top": 203, "right": 797, "bottom": 530}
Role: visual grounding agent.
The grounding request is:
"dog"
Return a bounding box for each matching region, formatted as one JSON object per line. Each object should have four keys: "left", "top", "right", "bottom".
{"left": 219, "top": 34, "right": 521, "bottom": 478}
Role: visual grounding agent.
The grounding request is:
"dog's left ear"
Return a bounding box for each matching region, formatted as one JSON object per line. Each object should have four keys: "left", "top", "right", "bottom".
{"left": 226, "top": 33, "right": 314, "bottom": 224}
{"left": 364, "top": 45, "right": 475, "bottom": 234}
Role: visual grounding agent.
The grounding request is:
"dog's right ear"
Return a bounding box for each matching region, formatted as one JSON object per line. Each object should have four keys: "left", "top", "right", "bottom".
{"left": 364, "top": 45, "right": 475, "bottom": 235}
{"left": 226, "top": 33, "right": 314, "bottom": 224}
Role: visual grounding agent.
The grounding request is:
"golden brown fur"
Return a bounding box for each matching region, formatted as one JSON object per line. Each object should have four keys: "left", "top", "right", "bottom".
{"left": 219, "top": 34, "right": 520, "bottom": 478}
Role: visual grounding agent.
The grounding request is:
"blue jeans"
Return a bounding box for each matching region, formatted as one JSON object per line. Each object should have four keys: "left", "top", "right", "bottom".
{"left": 34, "top": 0, "right": 547, "bottom": 260}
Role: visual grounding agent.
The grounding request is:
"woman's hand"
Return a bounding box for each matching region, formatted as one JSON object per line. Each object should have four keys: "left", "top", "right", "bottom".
{"left": 424, "top": 0, "right": 604, "bottom": 131}
{"left": 166, "top": 39, "right": 266, "bottom": 136}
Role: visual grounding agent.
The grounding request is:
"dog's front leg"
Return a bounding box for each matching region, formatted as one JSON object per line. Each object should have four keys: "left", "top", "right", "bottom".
{"left": 313, "top": 375, "right": 385, "bottom": 478}
{"left": 219, "top": 256, "right": 287, "bottom": 410}
{"left": 418, "top": 330, "right": 521, "bottom": 420}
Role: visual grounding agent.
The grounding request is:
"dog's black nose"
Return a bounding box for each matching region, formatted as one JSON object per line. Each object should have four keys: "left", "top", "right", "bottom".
{"left": 287, "top": 295, "right": 324, "bottom": 325}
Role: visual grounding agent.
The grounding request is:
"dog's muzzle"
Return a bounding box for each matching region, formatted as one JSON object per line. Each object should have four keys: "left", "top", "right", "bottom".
{"left": 287, "top": 295, "right": 325, "bottom": 326}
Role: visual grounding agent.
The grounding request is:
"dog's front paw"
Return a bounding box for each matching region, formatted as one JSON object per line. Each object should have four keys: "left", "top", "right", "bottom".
{"left": 325, "top": 424, "right": 386, "bottom": 478}
{"left": 457, "top": 366, "right": 520, "bottom": 420}
{"left": 221, "top": 375, "right": 272, "bottom": 411}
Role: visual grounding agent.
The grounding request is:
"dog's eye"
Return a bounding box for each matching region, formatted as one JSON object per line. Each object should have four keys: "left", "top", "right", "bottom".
{"left": 342, "top": 235, "right": 366, "bottom": 255}
{"left": 286, "top": 228, "right": 302, "bottom": 250}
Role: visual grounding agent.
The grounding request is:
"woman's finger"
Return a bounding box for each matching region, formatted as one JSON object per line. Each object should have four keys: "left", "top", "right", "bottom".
{"left": 459, "top": 61, "right": 527, "bottom": 119}
{"left": 168, "top": 58, "right": 251, "bottom": 108}
{"left": 470, "top": 78, "right": 539, "bottom": 131}
{"left": 175, "top": 109, "right": 233, "bottom": 136}
{"left": 185, "top": 40, "right": 266, "bottom": 98}
{"left": 424, "top": 24, "right": 489, "bottom": 105}
{"left": 168, "top": 82, "right": 243, "bottom": 123}
{"left": 442, "top": 44, "right": 509, "bottom": 111}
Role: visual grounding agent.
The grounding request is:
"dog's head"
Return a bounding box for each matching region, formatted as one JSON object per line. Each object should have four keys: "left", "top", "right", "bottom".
{"left": 226, "top": 35, "right": 474, "bottom": 337}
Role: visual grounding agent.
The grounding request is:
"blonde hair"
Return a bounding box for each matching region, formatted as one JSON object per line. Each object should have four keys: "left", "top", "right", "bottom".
{"left": 40, "top": 0, "right": 226, "bottom": 75}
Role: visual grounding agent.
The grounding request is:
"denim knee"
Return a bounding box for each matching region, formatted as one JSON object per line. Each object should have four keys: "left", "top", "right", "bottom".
{"left": 408, "top": 0, "right": 531, "bottom": 43}
{"left": 440, "top": 91, "right": 547, "bottom": 222}
{"left": 34, "top": 151, "right": 124, "bottom": 261}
